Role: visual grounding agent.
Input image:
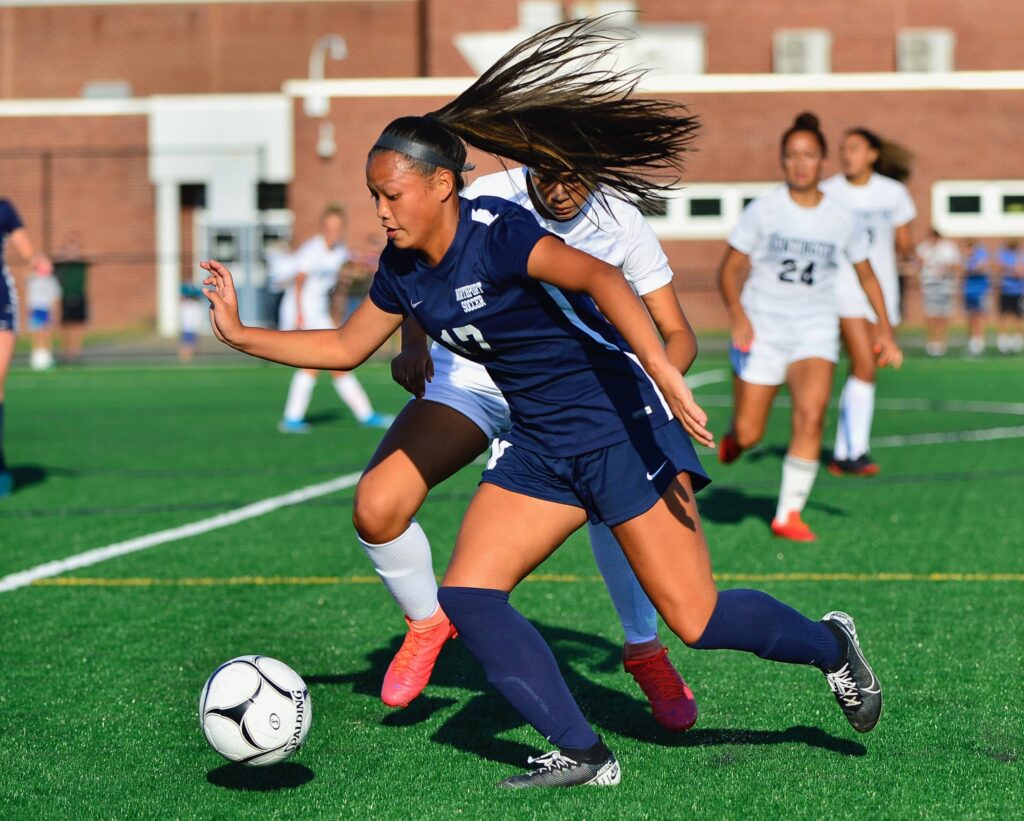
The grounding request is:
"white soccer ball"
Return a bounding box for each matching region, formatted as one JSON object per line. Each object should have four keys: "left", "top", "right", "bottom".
{"left": 199, "top": 655, "right": 312, "bottom": 766}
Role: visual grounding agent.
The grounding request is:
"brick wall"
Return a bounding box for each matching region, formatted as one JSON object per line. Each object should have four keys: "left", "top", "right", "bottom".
{"left": 0, "top": 2, "right": 419, "bottom": 98}
{"left": 0, "top": 116, "right": 154, "bottom": 331}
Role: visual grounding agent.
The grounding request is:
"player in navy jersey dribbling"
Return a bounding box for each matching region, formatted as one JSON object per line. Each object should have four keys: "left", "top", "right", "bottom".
{"left": 203, "top": 20, "right": 886, "bottom": 788}
{"left": 0, "top": 199, "right": 51, "bottom": 497}
{"left": 352, "top": 165, "right": 699, "bottom": 732}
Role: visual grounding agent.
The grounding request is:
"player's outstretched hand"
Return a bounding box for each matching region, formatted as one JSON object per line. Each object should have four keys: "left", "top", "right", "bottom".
{"left": 391, "top": 347, "right": 434, "bottom": 399}
{"left": 656, "top": 367, "right": 715, "bottom": 449}
{"left": 874, "top": 331, "right": 903, "bottom": 370}
{"left": 201, "top": 260, "right": 245, "bottom": 347}
{"left": 729, "top": 310, "right": 754, "bottom": 353}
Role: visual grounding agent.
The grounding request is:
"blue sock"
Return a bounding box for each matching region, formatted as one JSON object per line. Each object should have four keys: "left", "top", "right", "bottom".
{"left": 0, "top": 401, "right": 6, "bottom": 472}
{"left": 692, "top": 589, "right": 841, "bottom": 669}
{"left": 438, "top": 586, "right": 601, "bottom": 754}
{"left": 588, "top": 522, "right": 659, "bottom": 644}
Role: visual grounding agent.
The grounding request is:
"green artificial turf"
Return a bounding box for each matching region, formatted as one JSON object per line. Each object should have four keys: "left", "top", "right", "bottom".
{"left": 0, "top": 353, "right": 1020, "bottom": 819}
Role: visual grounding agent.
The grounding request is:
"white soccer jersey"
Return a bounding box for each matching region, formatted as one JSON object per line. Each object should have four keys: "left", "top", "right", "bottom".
{"left": 820, "top": 172, "right": 916, "bottom": 323}
{"left": 729, "top": 184, "right": 870, "bottom": 323}
{"left": 917, "top": 237, "right": 960, "bottom": 285}
{"left": 274, "top": 235, "right": 349, "bottom": 330}
{"left": 428, "top": 167, "right": 676, "bottom": 395}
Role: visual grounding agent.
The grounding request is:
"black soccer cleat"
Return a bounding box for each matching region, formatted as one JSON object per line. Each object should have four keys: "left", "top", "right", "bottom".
{"left": 498, "top": 749, "right": 621, "bottom": 788}
{"left": 821, "top": 611, "right": 883, "bottom": 733}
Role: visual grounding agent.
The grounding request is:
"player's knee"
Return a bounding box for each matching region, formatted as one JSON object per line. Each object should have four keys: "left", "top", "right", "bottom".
{"left": 792, "top": 404, "right": 826, "bottom": 437}
{"left": 352, "top": 481, "right": 408, "bottom": 543}
{"left": 732, "top": 417, "right": 764, "bottom": 449}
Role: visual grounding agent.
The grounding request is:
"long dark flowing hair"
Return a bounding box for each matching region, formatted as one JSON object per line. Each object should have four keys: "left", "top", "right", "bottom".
{"left": 369, "top": 17, "right": 700, "bottom": 211}
{"left": 848, "top": 127, "right": 914, "bottom": 183}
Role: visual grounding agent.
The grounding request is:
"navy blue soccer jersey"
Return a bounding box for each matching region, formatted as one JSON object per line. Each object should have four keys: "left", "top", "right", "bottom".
{"left": 369, "top": 195, "right": 671, "bottom": 456}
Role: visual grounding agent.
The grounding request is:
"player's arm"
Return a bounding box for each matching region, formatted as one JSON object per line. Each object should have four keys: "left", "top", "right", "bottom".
{"left": 8, "top": 227, "right": 51, "bottom": 274}
{"left": 640, "top": 283, "right": 697, "bottom": 375}
{"left": 852, "top": 259, "right": 903, "bottom": 369}
{"left": 202, "top": 259, "right": 401, "bottom": 370}
{"left": 527, "top": 236, "right": 714, "bottom": 448}
{"left": 717, "top": 246, "right": 754, "bottom": 351}
{"left": 392, "top": 317, "right": 434, "bottom": 399}
{"left": 895, "top": 223, "right": 916, "bottom": 262}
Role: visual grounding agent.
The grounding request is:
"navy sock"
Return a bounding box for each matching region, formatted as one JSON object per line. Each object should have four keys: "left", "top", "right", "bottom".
{"left": 692, "top": 589, "right": 841, "bottom": 669}
{"left": 0, "top": 401, "right": 6, "bottom": 472}
{"left": 437, "top": 586, "right": 600, "bottom": 754}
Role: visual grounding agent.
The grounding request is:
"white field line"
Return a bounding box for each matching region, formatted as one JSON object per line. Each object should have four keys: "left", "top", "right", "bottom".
{"left": 871, "top": 425, "right": 1024, "bottom": 448}
{"left": 0, "top": 471, "right": 362, "bottom": 594}
{"left": 686, "top": 368, "right": 730, "bottom": 389}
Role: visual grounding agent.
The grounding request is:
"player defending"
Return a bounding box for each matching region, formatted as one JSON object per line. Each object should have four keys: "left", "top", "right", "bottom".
{"left": 718, "top": 113, "right": 902, "bottom": 541}
{"left": 820, "top": 128, "right": 916, "bottom": 476}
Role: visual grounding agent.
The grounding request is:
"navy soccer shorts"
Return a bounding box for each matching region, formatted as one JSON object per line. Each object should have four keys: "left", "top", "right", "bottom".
{"left": 481, "top": 420, "right": 711, "bottom": 527}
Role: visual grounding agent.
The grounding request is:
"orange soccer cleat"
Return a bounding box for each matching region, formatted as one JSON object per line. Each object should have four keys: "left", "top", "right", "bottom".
{"left": 623, "top": 646, "right": 698, "bottom": 732}
{"left": 380, "top": 609, "right": 457, "bottom": 708}
{"left": 770, "top": 511, "right": 818, "bottom": 542}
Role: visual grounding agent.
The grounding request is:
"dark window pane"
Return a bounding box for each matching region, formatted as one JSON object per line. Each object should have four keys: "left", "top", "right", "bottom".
{"left": 742, "top": 197, "right": 755, "bottom": 208}
{"left": 948, "top": 194, "right": 981, "bottom": 214}
{"left": 1002, "top": 194, "right": 1024, "bottom": 214}
{"left": 179, "top": 183, "right": 206, "bottom": 208}
{"left": 258, "top": 182, "right": 288, "bottom": 210}
{"left": 689, "top": 197, "right": 722, "bottom": 217}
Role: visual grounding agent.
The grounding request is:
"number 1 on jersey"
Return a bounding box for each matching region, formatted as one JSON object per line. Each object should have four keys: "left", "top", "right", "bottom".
{"left": 441, "top": 324, "right": 492, "bottom": 354}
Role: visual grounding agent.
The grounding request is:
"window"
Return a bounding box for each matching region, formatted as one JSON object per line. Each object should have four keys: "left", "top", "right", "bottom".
{"left": 933, "top": 180, "right": 1024, "bottom": 236}
{"left": 257, "top": 183, "right": 288, "bottom": 211}
{"left": 689, "top": 198, "right": 723, "bottom": 218}
{"left": 641, "top": 183, "right": 775, "bottom": 239}
{"left": 179, "top": 183, "right": 206, "bottom": 209}
{"left": 948, "top": 195, "right": 981, "bottom": 214}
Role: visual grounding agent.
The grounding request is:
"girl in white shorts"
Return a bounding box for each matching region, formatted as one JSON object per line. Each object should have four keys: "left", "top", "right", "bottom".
{"left": 351, "top": 165, "right": 702, "bottom": 731}
{"left": 271, "top": 205, "right": 391, "bottom": 432}
{"left": 717, "top": 113, "right": 902, "bottom": 542}
{"left": 820, "top": 129, "right": 916, "bottom": 476}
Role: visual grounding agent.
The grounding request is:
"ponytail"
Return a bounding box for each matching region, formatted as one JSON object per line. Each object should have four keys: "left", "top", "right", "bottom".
{"left": 369, "top": 17, "right": 699, "bottom": 212}
{"left": 848, "top": 127, "right": 914, "bottom": 182}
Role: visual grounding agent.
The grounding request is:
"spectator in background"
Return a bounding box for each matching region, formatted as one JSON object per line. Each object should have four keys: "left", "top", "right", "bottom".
{"left": 0, "top": 198, "right": 51, "bottom": 497}
{"left": 962, "top": 239, "right": 991, "bottom": 356}
{"left": 27, "top": 264, "right": 62, "bottom": 370}
{"left": 995, "top": 239, "right": 1023, "bottom": 354}
{"left": 916, "top": 227, "right": 962, "bottom": 357}
{"left": 179, "top": 282, "right": 204, "bottom": 362}
{"left": 53, "top": 235, "right": 89, "bottom": 364}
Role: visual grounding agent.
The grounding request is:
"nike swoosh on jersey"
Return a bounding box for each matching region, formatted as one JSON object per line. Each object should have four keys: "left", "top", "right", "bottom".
{"left": 646, "top": 461, "right": 669, "bottom": 481}
{"left": 411, "top": 300, "right": 424, "bottom": 308}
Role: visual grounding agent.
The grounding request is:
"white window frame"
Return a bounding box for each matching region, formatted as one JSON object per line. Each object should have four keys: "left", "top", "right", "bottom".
{"left": 932, "top": 180, "right": 1024, "bottom": 237}
{"left": 643, "top": 183, "right": 776, "bottom": 239}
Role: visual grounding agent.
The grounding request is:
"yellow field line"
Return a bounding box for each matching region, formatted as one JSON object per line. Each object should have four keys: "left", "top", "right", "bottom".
{"left": 28, "top": 571, "right": 1024, "bottom": 587}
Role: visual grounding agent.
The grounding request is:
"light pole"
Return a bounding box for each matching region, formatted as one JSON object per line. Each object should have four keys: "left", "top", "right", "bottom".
{"left": 304, "top": 34, "right": 348, "bottom": 118}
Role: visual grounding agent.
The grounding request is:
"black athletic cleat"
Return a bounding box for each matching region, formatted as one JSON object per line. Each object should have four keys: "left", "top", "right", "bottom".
{"left": 827, "top": 454, "right": 880, "bottom": 477}
{"left": 821, "top": 611, "right": 883, "bottom": 733}
{"left": 498, "top": 750, "right": 621, "bottom": 788}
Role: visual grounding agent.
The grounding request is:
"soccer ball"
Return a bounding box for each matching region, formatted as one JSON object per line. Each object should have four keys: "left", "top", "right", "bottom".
{"left": 199, "top": 655, "right": 312, "bottom": 766}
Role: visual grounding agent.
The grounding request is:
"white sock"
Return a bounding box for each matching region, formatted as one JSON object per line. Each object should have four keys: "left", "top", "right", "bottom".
{"left": 968, "top": 336, "right": 985, "bottom": 354}
{"left": 997, "top": 334, "right": 1010, "bottom": 353}
{"left": 333, "top": 374, "right": 373, "bottom": 422}
{"left": 588, "top": 522, "right": 658, "bottom": 645}
{"left": 835, "top": 376, "right": 876, "bottom": 461}
{"left": 283, "top": 370, "right": 316, "bottom": 422}
{"left": 358, "top": 521, "right": 438, "bottom": 621}
{"left": 775, "top": 455, "right": 819, "bottom": 523}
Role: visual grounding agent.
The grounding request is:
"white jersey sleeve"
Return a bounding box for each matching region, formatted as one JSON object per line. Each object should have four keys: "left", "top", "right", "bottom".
{"left": 844, "top": 222, "right": 871, "bottom": 266}
{"left": 618, "top": 205, "right": 674, "bottom": 297}
{"left": 728, "top": 199, "right": 763, "bottom": 255}
{"left": 893, "top": 182, "right": 917, "bottom": 227}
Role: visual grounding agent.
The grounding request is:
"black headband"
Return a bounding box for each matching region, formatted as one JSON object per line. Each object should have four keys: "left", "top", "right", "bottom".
{"left": 372, "top": 133, "right": 475, "bottom": 173}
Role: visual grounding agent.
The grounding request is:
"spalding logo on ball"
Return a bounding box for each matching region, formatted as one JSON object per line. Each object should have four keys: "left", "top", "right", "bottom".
{"left": 199, "top": 655, "right": 312, "bottom": 766}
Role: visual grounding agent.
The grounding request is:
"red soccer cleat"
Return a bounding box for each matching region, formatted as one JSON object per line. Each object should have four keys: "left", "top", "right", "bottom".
{"left": 380, "top": 609, "right": 457, "bottom": 708}
{"left": 771, "top": 511, "right": 818, "bottom": 542}
{"left": 623, "top": 646, "right": 698, "bottom": 732}
{"left": 718, "top": 432, "right": 742, "bottom": 464}
{"left": 827, "top": 455, "right": 880, "bottom": 477}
